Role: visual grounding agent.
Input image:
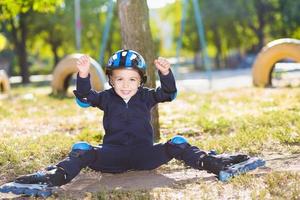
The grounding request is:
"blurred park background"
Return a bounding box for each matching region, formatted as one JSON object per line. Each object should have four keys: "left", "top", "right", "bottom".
{"left": 1, "top": 2, "right": 300, "bottom": 199}
{"left": 1, "top": 0, "right": 300, "bottom": 85}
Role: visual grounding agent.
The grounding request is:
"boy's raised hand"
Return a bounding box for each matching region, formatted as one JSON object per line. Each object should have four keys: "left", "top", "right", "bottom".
{"left": 77, "top": 55, "right": 90, "bottom": 78}
{"left": 154, "top": 57, "right": 170, "bottom": 75}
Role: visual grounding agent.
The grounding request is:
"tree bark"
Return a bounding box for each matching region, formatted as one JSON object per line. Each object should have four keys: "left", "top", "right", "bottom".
{"left": 211, "top": 24, "right": 222, "bottom": 69}
{"left": 52, "top": 44, "right": 59, "bottom": 66}
{"left": 117, "top": 0, "right": 160, "bottom": 142}
{"left": 50, "top": 40, "right": 60, "bottom": 67}
{"left": 18, "top": 13, "right": 30, "bottom": 84}
{"left": 250, "top": 0, "right": 266, "bottom": 51}
{"left": 10, "top": 13, "right": 30, "bottom": 83}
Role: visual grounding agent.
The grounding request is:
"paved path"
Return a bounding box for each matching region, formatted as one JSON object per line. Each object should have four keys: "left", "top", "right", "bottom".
{"left": 9, "top": 68, "right": 253, "bottom": 92}
{"left": 174, "top": 68, "right": 253, "bottom": 92}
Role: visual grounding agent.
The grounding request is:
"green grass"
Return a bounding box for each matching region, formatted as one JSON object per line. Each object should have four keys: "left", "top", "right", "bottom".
{"left": 96, "top": 189, "right": 152, "bottom": 200}
{"left": 229, "top": 171, "right": 300, "bottom": 200}
{"left": 0, "top": 133, "right": 74, "bottom": 178}
{"left": 160, "top": 88, "right": 300, "bottom": 154}
{"left": 262, "top": 172, "right": 300, "bottom": 199}
{"left": 0, "top": 85, "right": 300, "bottom": 199}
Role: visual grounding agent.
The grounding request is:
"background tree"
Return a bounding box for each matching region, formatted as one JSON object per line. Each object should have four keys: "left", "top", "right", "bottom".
{"left": 201, "top": 0, "right": 240, "bottom": 69}
{"left": 236, "top": 0, "right": 277, "bottom": 52}
{"left": 27, "top": 3, "right": 73, "bottom": 67}
{"left": 28, "top": 0, "right": 113, "bottom": 68}
{"left": 0, "top": 0, "right": 63, "bottom": 83}
{"left": 2, "top": 0, "right": 300, "bottom": 81}
{"left": 271, "top": 0, "right": 300, "bottom": 39}
{"left": 160, "top": 0, "right": 283, "bottom": 69}
{"left": 117, "top": 0, "right": 160, "bottom": 141}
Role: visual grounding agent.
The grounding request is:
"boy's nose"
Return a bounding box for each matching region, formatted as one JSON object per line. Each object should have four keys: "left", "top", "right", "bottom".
{"left": 123, "top": 81, "right": 129, "bottom": 88}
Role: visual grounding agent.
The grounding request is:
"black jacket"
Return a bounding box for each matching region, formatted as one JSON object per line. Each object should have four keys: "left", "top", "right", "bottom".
{"left": 74, "top": 71, "right": 177, "bottom": 146}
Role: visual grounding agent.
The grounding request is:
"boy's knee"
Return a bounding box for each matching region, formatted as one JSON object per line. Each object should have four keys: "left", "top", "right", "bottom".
{"left": 69, "top": 141, "right": 95, "bottom": 159}
{"left": 165, "top": 135, "right": 190, "bottom": 159}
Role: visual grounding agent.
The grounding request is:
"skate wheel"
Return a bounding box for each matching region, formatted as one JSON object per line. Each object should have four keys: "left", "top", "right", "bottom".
{"left": 11, "top": 187, "right": 25, "bottom": 195}
{"left": 23, "top": 188, "right": 39, "bottom": 196}
{"left": 0, "top": 186, "right": 11, "bottom": 193}
{"left": 219, "top": 158, "right": 266, "bottom": 182}
{"left": 219, "top": 171, "right": 232, "bottom": 182}
{"left": 37, "top": 190, "right": 52, "bottom": 198}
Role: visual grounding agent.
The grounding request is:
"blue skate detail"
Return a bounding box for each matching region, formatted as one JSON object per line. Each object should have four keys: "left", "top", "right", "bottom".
{"left": 70, "top": 142, "right": 93, "bottom": 158}
{"left": 170, "top": 135, "right": 187, "bottom": 144}
{"left": 170, "top": 91, "right": 177, "bottom": 101}
{"left": 0, "top": 182, "right": 52, "bottom": 198}
{"left": 75, "top": 98, "right": 90, "bottom": 108}
{"left": 125, "top": 51, "right": 133, "bottom": 66}
{"left": 208, "top": 150, "right": 217, "bottom": 155}
{"left": 72, "top": 141, "right": 92, "bottom": 150}
{"left": 218, "top": 157, "right": 266, "bottom": 182}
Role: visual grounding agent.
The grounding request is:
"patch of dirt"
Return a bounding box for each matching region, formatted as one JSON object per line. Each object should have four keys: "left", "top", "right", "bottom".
{"left": 54, "top": 169, "right": 213, "bottom": 198}
{"left": 0, "top": 154, "right": 299, "bottom": 199}
{"left": 54, "top": 153, "right": 300, "bottom": 199}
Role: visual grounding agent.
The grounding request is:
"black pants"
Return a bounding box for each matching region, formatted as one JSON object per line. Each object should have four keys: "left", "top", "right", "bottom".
{"left": 57, "top": 141, "right": 205, "bottom": 183}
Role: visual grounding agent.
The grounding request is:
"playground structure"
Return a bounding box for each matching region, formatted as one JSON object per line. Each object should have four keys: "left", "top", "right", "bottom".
{"left": 252, "top": 38, "right": 300, "bottom": 87}
{"left": 174, "top": 0, "right": 212, "bottom": 88}
{"left": 0, "top": 34, "right": 10, "bottom": 95}
{"left": 51, "top": 54, "right": 107, "bottom": 95}
{"left": 0, "top": 70, "right": 10, "bottom": 94}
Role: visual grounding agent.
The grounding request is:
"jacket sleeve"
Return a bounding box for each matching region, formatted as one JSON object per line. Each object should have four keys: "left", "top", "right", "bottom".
{"left": 147, "top": 70, "right": 177, "bottom": 107}
{"left": 73, "top": 73, "right": 107, "bottom": 110}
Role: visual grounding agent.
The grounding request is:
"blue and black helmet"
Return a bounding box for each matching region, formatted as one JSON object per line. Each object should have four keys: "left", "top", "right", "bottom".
{"left": 106, "top": 49, "right": 147, "bottom": 84}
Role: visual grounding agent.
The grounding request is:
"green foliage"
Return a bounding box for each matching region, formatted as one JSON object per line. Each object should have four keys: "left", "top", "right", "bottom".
{"left": 263, "top": 172, "right": 300, "bottom": 199}
{"left": 3, "top": 0, "right": 300, "bottom": 76}
{"left": 97, "top": 189, "right": 151, "bottom": 200}
{"left": 0, "top": 0, "right": 63, "bottom": 20}
{"left": 0, "top": 33, "right": 7, "bottom": 51}
{"left": 0, "top": 0, "right": 121, "bottom": 77}
{"left": 158, "top": 0, "right": 300, "bottom": 68}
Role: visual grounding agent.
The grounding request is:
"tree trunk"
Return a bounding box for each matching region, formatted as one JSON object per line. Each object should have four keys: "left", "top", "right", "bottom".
{"left": 211, "top": 25, "right": 222, "bottom": 69}
{"left": 50, "top": 42, "right": 60, "bottom": 67}
{"left": 253, "top": 0, "right": 266, "bottom": 51}
{"left": 10, "top": 15, "right": 29, "bottom": 83}
{"left": 19, "top": 13, "right": 30, "bottom": 84}
{"left": 117, "top": 0, "right": 160, "bottom": 142}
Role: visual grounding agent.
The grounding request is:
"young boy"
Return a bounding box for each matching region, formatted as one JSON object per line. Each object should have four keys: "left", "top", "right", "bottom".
{"left": 5, "top": 50, "right": 264, "bottom": 195}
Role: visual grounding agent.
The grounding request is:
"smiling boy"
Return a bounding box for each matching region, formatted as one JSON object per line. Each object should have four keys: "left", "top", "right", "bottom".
{"left": 5, "top": 50, "right": 264, "bottom": 197}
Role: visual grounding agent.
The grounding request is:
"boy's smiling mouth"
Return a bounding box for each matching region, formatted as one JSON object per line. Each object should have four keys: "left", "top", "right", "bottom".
{"left": 121, "top": 90, "right": 131, "bottom": 95}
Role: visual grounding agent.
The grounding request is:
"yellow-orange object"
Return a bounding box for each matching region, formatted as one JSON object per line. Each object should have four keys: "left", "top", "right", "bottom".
{"left": 0, "top": 70, "right": 10, "bottom": 94}
{"left": 252, "top": 38, "right": 300, "bottom": 87}
{"left": 51, "top": 54, "right": 107, "bottom": 95}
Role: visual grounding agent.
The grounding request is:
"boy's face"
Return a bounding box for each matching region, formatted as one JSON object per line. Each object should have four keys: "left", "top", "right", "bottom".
{"left": 110, "top": 68, "right": 141, "bottom": 100}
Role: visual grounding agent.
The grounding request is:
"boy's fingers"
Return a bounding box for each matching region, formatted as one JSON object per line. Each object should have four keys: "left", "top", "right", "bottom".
{"left": 77, "top": 55, "right": 89, "bottom": 64}
{"left": 155, "top": 59, "right": 169, "bottom": 70}
{"left": 155, "top": 60, "right": 163, "bottom": 66}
